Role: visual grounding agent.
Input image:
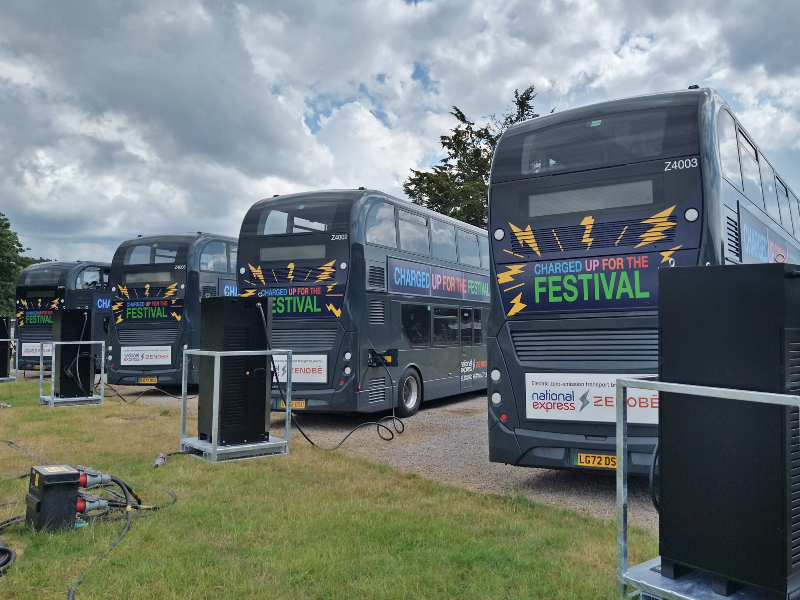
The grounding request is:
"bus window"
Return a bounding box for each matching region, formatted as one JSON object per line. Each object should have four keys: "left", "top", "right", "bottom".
{"left": 229, "top": 243, "right": 238, "bottom": 273}
{"left": 479, "top": 235, "right": 490, "bottom": 269}
{"left": 200, "top": 241, "right": 228, "bottom": 272}
{"left": 759, "top": 159, "right": 781, "bottom": 223}
{"left": 76, "top": 267, "right": 102, "bottom": 289}
{"left": 398, "top": 210, "right": 430, "bottom": 255}
{"left": 473, "top": 308, "right": 483, "bottom": 344}
{"left": 791, "top": 190, "right": 800, "bottom": 237}
{"left": 430, "top": 219, "right": 457, "bottom": 262}
{"left": 257, "top": 199, "right": 352, "bottom": 236}
{"left": 401, "top": 304, "right": 430, "bottom": 347}
{"left": 776, "top": 178, "right": 792, "bottom": 232}
{"left": 717, "top": 110, "right": 742, "bottom": 189}
{"left": 433, "top": 307, "right": 458, "bottom": 346}
{"left": 124, "top": 244, "right": 178, "bottom": 265}
{"left": 460, "top": 308, "right": 473, "bottom": 346}
{"left": 365, "top": 202, "right": 397, "bottom": 248}
{"left": 738, "top": 143, "right": 763, "bottom": 208}
{"left": 457, "top": 231, "right": 480, "bottom": 266}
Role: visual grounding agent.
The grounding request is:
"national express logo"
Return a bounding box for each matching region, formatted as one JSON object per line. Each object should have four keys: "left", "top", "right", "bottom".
{"left": 530, "top": 389, "right": 592, "bottom": 413}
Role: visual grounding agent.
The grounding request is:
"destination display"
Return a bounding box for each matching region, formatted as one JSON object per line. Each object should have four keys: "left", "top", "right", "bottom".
{"left": 111, "top": 283, "right": 184, "bottom": 325}
{"left": 525, "top": 373, "right": 658, "bottom": 424}
{"left": 387, "top": 257, "right": 491, "bottom": 302}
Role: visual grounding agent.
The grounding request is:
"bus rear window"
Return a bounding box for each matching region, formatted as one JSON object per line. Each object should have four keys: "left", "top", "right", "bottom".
{"left": 257, "top": 199, "right": 352, "bottom": 236}
{"left": 20, "top": 266, "right": 69, "bottom": 286}
{"left": 123, "top": 244, "right": 181, "bottom": 265}
{"left": 492, "top": 105, "right": 699, "bottom": 183}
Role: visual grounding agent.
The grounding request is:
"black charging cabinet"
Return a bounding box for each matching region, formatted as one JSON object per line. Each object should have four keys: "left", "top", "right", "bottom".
{"left": 53, "top": 309, "right": 94, "bottom": 398}
{"left": 25, "top": 465, "right": 80, "bottom": 532}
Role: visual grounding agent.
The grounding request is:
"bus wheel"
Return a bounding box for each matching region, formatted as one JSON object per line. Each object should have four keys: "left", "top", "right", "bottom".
{"left": 397, "top": 368, "right": 422, "bottom": 417}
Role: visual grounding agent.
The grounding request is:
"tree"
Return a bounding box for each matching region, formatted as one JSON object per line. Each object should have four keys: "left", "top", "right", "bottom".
{"left": 404, "top": 86, "right": 548, "bottom": 227}
{"left": 0, "top": 213, "right": 47, "bottom": 317}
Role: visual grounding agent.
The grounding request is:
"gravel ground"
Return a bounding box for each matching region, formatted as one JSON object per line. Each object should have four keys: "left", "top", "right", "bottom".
{"left": 103, "top": 380, "right": 658, "bottom": 533}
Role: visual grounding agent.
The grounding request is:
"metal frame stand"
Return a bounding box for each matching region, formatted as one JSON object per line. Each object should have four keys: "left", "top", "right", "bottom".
{"left": 616, "top": 377, "right": 799, "bottom": 600}
{"left": 39, "top": 341, "right": 105, "bottom": 407}
{"left": 179, "top": 348, "right": 292, "bottom": 463}
{"left": 0, "top": 338, "right": 17, "bottom": 383}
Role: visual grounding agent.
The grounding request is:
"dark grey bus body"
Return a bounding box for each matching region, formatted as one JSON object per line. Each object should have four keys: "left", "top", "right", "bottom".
{"left": 487, "top": 88, "right": 800, "bottom": 474}
{"left": 106, "top": 233, "right": 238, "bottom": 386}
{"left": 237, "top": 189, "right": 490, "bottom": 414}
{"left": 15, "top": 261, "right": 110, "bottom": 371}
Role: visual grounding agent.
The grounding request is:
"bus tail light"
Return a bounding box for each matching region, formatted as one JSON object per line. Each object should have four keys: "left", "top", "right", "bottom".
{"left": 500, "top": 413, "right": 507, "bottom": 422}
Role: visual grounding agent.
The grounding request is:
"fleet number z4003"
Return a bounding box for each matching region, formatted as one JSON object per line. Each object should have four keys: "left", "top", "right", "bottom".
{"left": 664, "top": 157, "right": 698, "bottom": 171}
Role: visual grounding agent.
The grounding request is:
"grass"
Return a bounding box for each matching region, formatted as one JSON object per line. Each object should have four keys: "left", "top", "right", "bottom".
{"left": 0, "top": 380, "right": 656, "bottom": 599}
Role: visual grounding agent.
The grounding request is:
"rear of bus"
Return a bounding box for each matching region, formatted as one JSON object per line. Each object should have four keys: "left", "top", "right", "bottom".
{"left": 15, "top": 263, "right": 70, "bottom": 370}
{"left": 237, "top": 191, "right": 358, "bottom": 412}
{"left": 106, "top": 235, "right": 191, "bottom": 386}
{"left": 487, "top": 90, "right": 710, "bottom": 473}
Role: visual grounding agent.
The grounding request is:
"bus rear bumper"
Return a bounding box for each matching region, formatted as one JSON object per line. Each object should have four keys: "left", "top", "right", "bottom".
{"left": 108, "top": 367, "right": 194, "bottom": 386}
{"left": 489, "top": 416, "right": 657, "bottom": 475}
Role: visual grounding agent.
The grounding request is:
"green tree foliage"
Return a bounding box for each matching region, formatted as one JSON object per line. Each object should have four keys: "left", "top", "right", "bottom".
{"left": 0, "top": 213, "right": 47, "bottom": 317}
{"left": 404, "top": 86, "right": 548, "bottom": 228}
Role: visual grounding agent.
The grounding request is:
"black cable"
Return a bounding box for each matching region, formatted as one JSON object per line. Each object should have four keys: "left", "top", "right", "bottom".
{"left": 255, "top": 303, "right": 403, "bottom": 450}
{"left": 68, "top": 475, "right": 132, "bottom": 600}
{"left": 0, "top": 515, "right": 22, "bottom": 576}
{"left": 101, "top": 383, "right": 197, "bottom": 404}
{"left": 649, "top": 440, "right": 660, "bottom": 513}
{"left": 2, "top": 440, "right": 51, "bottom": 465}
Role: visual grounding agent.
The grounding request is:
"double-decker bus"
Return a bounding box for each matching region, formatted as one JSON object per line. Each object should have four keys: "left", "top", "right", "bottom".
{"left": 487, "top": 87, "right": 800, "bottom": 473}
{"left": 237, "top": 189, "right": 491, "bottom": 416}
{"left": 106, "top": 233, "right": 238, "bottom": 386}
{"left": 16, "top": 261, "right": 111, "bottom": 370}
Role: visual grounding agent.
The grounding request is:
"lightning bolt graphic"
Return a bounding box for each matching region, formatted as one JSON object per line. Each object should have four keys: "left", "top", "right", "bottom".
{"left": 145, "top": 284, "right": 150, "bottom": 297}
{"left": 636, "top": 206, "right": 677, "bottom": 248}
{"left": 49, "top": 299, "right": 59, "bottom": 309}
{"left": 20, "top": 300, "right": 27, "bottom": 309}
{"left": 325, "top": 304, "right": 342, "bottom": 318}
{"left": 171, "top": 312, "right": 181, "bottom": 322}
{"left": 112, "top": 302, "right": 123, "bottom": 312}
{"left": 287, "top": 263, "right": 295, "bottom": 282}
{"left": 249, "top": 264, "right": 265, "bottom": 285}
{"left": 115, "top": 315, "right": 123, "bottom": 324}
{"left": 326, "top": 283, "right": 338, "bottom": 292}
{"left": 37, "top": 299, "right": 41, "bottom": 309}
{"left": 164, "top": 283, "right": 178, "bottom": 298}
{"left": 497, "top": 264, "right": 526, "bottom": 285}
{"left": 660, "top": 245, "right": 683, "bottom": 263}
{"left": 16, "top": 311, "right": 23, "bottom": 319}
{"left": 118, "top": 285, "right": 129, "bottom": 299}
{"left": 581, "top": 216, "right": 594, "bottom": 249}
{"left": 509, "top": 223, "right": 541, "bottom": 256}
{"left": 315, "top": 260, "right": 336, "bottom": 282}
{"left": 579, "top": 390, "right": 590, "bottom": 412}
{"left": 507, "top": 293, "right": 527, "bottom": 316}
{"left": 240, "top": 289, "right": 256, "bottom": 297}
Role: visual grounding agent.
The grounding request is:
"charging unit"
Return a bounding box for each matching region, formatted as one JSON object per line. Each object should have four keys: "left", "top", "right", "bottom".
{"left": 25, "top": 465, "right": 81, "bottom": 533}
{"left": 0, "top": 316, "right": 15, "bottom": 383}
{"left": 52, "top": 309, "right": 94, "bottom": 399}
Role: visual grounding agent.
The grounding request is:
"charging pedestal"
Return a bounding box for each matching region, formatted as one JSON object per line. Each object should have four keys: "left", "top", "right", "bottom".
{"left": 179, "top": 348, "right": 292, "bottom": 463}
{"left": 38, "top": 341, "right": 105, "bottom": 407}
{"left": 616, "top": 377, "right": 799, "bottom": 600}
{"left": 0, "top": 338, "right": 17, "bottom": 383}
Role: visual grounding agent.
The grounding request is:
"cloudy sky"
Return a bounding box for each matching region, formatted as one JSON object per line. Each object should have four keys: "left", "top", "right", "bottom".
{"left": 1, "top": 0, "right": 799, "bottom": 261}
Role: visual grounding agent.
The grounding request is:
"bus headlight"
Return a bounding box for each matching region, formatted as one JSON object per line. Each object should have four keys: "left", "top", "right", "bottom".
{"left": 491, "top": 392, "right": 501, "bottom": 405}
{"left": 340, "top": 262, "right": 347, "bottom": 270}
{"left": 107, "top": 345, "right": 112, "bottom": 352}
{"left": 684, "top": 208, "right": 699, "bottom": 222}
{"left": 239, "top": 267, "right": 245, "bottom": 274}
{"left": 493, "top": 229, "right": 505, "bottom": 241}
{"left": 344, "top": 352, "right": 351, "bottom": 360}
{"left": 344, "top": 366, "right": 352, "bottom": 375}
{"left": 490, "top": 369, "right": 501, "bottom": 382}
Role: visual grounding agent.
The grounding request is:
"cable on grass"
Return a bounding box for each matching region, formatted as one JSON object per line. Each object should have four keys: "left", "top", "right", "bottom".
{"left": 2, "top": 440, "right": 51, "bottom": 465}
{"left": 100, "top": 383, "right": 197, "bottom": 404}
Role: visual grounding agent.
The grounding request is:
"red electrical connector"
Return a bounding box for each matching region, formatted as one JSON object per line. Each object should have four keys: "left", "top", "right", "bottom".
{"left": 76, "top": 491, "right": 109, "bottom": 513}
{"left": 76, "top": 466, "right": 111, "bottom": 488}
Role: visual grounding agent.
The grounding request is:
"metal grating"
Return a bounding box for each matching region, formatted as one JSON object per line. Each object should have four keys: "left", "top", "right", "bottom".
{"left": 19, "top": 328, "right": 53, "bottom": 342}
{"left": 511, "top": 328, "right": 658, "bottom": 369}
{"left": 788, "top": 330, "right": 800, "bottom": 393}
{"left": 271, "top": 329, "right": 337, "bottom": 351}
{"left": 510, "top": 217, "right": 677, "bottom": 255}
{"left": 726, "top": 214, "right": 741, "bottom": 261}
{"left": 368, "top": 266, "right": 386, "bottom": 291}
{"left": 369, "top": 300, "right": 385, "bottom": 324}
{"left": 117, "top": 326, "right": 181, "bottom": 345}
{"left": 221, "top": 329, "right": 249, "bottom": 430}
{"left": 368, "top": 377, "right": 386, "bottom": 403}
{"left": 202, "top": 285, "right": 217, "bottom": 298}
{"left": 790, "top": 407, "right": 800, "bottom": 568}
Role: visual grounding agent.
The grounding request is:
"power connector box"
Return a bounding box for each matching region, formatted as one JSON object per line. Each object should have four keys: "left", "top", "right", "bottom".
{"left": 25, "top": 465, "right": 80, "bottom": 532}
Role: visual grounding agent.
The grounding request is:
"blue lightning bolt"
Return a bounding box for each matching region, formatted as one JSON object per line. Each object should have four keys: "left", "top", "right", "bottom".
{"left": 579, "top": 389, "right": 590, "bottom": 412}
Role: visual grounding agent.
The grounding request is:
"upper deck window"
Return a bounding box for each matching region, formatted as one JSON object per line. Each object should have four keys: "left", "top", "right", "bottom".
{"left": 75, "top": 266, "right": 106, "bottom": 290}
{"left": 717, "top": 110, "right": 742, "bottom": 189}
{"left": 430, "top": 219, "right": 457, "bottom": 262}
{"left": 365, "top": 201, "right": 397, "bottom": 248}
{"left": 256, "top": 198, "right": 352, "bottom": 236}
{"left": 479, "top": 235, "right": 490, "bottom": 269}
{"left": 200, "top": 241, "right": 228, "bottom": 272}
{"left": 20, "top": 265, "right": 69, "bottom": 286}
{"left": 457, "top": 231, "right": 480, "bottom": 266}
{"left": 759, "top": 159, "right": 781, "bottom": 224}
{"left": 398, "top": 210, "right": 430, "bottom": 255}
{"left": 492, "top": 105, "right": 699, "bottom": 183}
{"left": 123, "top": 244, "right": 180, "bottom": 265}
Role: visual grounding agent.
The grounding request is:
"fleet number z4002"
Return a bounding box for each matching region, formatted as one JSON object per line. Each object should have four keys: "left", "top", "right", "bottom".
{"left": 664, "top": 157, "right": 698, "bottom": 171}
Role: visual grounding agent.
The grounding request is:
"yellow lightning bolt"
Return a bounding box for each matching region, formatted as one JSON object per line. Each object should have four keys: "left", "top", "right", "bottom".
{"left": 507, "top": 293, "right": 527, "bottom": 317}
{"left": 145, "top": 284, "right": 150, "bottom": 297}
{"left": 660, "top": 245, "right": 683, "bottom": 263}
{"left": 287, "top": 263, "right": 295, "bottom": 282}
{"left": 118, "top": 285, "right": 129, "bottom": 299}
{"left": 115, "top": 315, "right": 123, "bottom": 324}
{"left": 37, "top": 299, "right": 41, "bottom": 309}
{"left": 509, "top": 223, "right": 541, "bottom": 256}
{"left": 325, "top": 304, "right": 342, "bottom": 318}
{"left": 112, "top": 302, "right": 123, "bottom": 312}
{"left": 49, "top": 299, "right": 59, "bottom": 309}
{"left": 326, "top": 283, "right": 338, "bottom": 292}
{"left": 581, "top": 216, "right": 594, "bottom": 249}
{"left": 315, "top": 260, "right": 336, "bottom": 282}
{"left": 240, "top": 289, "right": 256, "bottom": 297}
{"left": 20, "top": 300, "right": 27, "bottom": 309}
{"left": 16, "top": 310, "right": 23, "bottom": 318}
{"left": 249, "top": 264, "right": 265, "bottom": 285}
{"left": 164, "top": 283, "right": 178, "bottom": 298}
{"left": 497, "top": 264, "right": 526, "bottom": 285}
{"left": 636, "top": 206, "right": 677, "bottom": 248}
{"left": 171, "top": 312, "right": 181, "bottom": 322}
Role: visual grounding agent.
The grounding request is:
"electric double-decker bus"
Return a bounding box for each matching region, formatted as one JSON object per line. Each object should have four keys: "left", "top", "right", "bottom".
{"left": 106, "top": 233, "right": 238, "bottom": 386}
{"left": 487, "top": 87, "right": 800, "bottom": 473}
{"left": 16, "top": 261, "right": 110, "bottom": 370}
{"left": 237, "top": 189, "right": 491, "bottom": 416}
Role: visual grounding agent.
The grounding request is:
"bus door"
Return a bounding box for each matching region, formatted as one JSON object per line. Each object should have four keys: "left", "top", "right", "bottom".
{"left": 460, "top": 307, "right": 473, "bottom": 390}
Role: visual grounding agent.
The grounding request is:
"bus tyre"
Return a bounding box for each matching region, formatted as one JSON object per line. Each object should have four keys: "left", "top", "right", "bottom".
{"left": 397, "top": 368, "right": 422, "bottom": 417}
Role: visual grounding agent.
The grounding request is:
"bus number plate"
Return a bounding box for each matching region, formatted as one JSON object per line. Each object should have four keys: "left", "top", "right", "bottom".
{"left": 139, "top": 377, "right": 158, "bottom": 384}
{"left": 279, "top": 400, "right": 305, "bottom": 409}
{"left": 575, "top": 453, "right": 616, "bottom": 469}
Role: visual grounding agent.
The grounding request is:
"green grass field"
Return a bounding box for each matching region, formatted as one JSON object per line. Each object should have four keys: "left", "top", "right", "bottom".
{"left": 0, "top": 380, "right": 656, "bottom": 599}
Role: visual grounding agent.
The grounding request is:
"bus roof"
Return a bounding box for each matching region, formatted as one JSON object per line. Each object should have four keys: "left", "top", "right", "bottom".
{"left": 17, "top": 261, "right": 109, "bottom": 287}
{"left": 116, "top": 232, "right": 236, "bottom": 248}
